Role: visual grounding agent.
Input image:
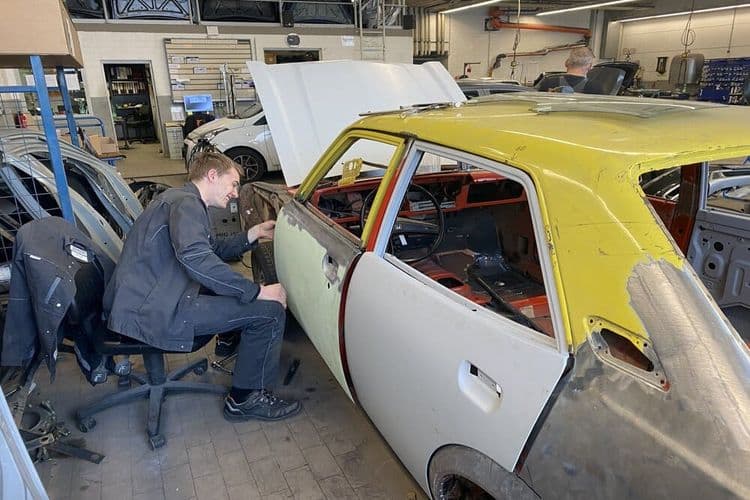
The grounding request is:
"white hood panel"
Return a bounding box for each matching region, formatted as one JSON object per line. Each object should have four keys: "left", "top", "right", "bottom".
{"left": 247, "top": 60, "right": 465, "bottom": 186}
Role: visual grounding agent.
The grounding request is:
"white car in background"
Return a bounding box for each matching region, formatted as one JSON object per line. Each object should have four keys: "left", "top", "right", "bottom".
{"left": 183, "top": 103, "right": 280, "bottom": 182}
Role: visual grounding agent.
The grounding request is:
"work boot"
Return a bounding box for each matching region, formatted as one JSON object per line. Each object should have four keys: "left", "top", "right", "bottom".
{"left": 223, "top": 390, "right": 301, "bottom": 422}
{"left": 214, "top": 332, "right": 240, "bottom": 357}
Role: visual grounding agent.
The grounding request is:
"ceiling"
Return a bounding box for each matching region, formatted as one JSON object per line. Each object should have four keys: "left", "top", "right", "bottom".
{"left": 406, "top": 0, "right": 657, "bottom": 14}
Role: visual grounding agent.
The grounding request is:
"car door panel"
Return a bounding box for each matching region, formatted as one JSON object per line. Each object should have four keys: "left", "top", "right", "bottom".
{"left": 275, "top": 200, "right": 360, "bottom": 399}
{"left": 344, "top": 252, "right": 568, "bottom": 490}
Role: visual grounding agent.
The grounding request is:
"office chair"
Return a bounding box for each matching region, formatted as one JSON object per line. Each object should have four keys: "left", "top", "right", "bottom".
{"left": 125, "top": 104, "right": 154, "bottom": 143}
{"left": 13, "top": 217, "right": 226, "bottom": 449}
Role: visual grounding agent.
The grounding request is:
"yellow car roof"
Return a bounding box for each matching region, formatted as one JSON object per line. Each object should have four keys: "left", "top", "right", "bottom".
{"left": 354, "top": 93, "right": 750, "bottom": 176}
{"left": 352, "top": 94, "right": 750, "bottom": 349}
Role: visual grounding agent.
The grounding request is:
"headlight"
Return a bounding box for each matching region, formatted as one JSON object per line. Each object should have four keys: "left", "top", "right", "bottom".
{"left": 202, "top": 127, "right": 228, "bottom": 142}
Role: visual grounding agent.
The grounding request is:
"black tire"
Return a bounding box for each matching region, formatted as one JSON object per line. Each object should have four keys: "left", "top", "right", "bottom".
{"left": 429, "top": 445, "right": 537, "bottom": 500}
{"left": 226, "top": 147, "right": 267, "bottom": 182}
{"left": 128, "top": 181, "right": 169, "bottom": 208}
{"left": 251, "top": 241, "right": 278, "bottom": 285}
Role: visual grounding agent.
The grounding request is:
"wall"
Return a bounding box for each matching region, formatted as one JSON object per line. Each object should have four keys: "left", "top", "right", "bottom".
{"left": 76, "top": 24, "right": 413, "bottom": 154}
{"left": 612, "top": 7, "right": 750, "bottom": 82}
{"left": 0, "top": 69, "right": 26, "bottom": 128}
{"left": 446, "top": 11, "right": 591, "bottom": 84}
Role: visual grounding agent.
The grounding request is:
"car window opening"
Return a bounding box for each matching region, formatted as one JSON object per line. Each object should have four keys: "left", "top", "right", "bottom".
{"left": 311, "top": 149, "right": 555, "bottom": 338}
{"left": 641, "top": 158, "right": 750, "bottom": 346}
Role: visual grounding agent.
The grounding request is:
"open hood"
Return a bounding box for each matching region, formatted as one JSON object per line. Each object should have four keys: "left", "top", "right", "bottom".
{"left": 187, "top": 116, "right": 245, "bottom": 141}
{"left": 247, "top": 60, "right": 465, "bottom": 186}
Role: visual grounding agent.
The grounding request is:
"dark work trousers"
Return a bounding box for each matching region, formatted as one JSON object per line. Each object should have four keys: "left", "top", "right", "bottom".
{"left": 185, "top": 294, "right": 286, "bottom": 390}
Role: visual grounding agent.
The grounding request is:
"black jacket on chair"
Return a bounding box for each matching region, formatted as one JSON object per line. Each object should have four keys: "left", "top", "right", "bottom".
{"left": 103, "top": 182, "right": 258, "bottom": 352}
{"left": 1, "top": 217, "right": 115, "bottom": 380}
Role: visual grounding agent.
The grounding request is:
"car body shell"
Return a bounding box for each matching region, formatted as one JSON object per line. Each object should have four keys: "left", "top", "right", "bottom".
{"left": 243, "top": 85, "right": 750, "bottom": 498}
{"left": 0, "top": 130, "right": 142, "bottom": 263}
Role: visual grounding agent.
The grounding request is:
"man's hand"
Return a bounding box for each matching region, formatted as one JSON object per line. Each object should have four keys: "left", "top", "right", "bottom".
{"left": 247, "top": 220, "right": 276, "bottom": 244}
{"left": 257, "top": 283, "right": 287, "bottom": 308}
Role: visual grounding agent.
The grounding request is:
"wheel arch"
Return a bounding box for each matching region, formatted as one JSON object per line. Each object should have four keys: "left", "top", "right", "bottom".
{"left": 427, "top": 444, "right": 538, "bottom": 499}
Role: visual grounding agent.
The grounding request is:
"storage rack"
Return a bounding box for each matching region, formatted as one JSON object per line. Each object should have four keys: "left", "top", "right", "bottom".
{"left": 698, "top": 57, "right": 750, "bottom": 105}
{"left": 0, "top": 57, "right": 77, "bottom": 222}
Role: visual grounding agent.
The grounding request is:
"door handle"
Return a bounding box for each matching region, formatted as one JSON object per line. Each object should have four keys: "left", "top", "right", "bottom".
{"left": 458, "top": 361, "right": 502, "bottom": 413}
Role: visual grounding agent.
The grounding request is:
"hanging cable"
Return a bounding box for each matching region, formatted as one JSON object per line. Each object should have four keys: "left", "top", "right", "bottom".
{"left": 727, "top": 7, "right": 737, "bottom": 54}
{"left": 509, "top": 0, "right": 521, "bottom": 79}
{"left": 680, "top": 0, "right": 696, "bottom": 56}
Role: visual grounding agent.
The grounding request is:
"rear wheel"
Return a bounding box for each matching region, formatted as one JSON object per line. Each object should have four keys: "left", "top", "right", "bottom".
{"left": 429, "top": 445, "right": 537, "bottom": 500}
{"left": 226, "top": 147, "right": 267, "bottom": 182}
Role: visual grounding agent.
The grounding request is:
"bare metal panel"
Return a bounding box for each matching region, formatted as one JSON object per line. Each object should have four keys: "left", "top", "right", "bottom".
{"left": 688, "top": 209, "right": 750, "bottom": 323}
{"left": 521, "top": 261, "right": 750, "bottom": 499}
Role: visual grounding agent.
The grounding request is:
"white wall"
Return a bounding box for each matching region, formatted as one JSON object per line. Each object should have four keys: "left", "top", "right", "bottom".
{"left": 446, "top": 11, "right": 590, "bottom": 84}
{"left": 615, "top": 7, "right": 750, "bottom": 82}
{"left": 77, "top": 29, "right": 413, "bottom": 99}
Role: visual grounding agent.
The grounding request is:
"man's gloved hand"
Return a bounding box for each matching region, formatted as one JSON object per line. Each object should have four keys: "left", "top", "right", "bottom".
{"left": 247, "top": 220, "right": 276, "bottom": 244}
{"left": 257, "top": 283, "right": 287, "bottom": 308}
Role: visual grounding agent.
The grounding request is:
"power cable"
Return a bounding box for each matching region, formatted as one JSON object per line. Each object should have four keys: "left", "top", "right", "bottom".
{"left": 509, "top": 0, "right": 522, "bottom": 79}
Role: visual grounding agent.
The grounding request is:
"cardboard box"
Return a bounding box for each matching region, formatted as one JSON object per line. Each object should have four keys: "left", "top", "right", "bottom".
{"left": 86, "top": 134, "right": 119, "bottom": 156}
{"left": 0, "top": 0, "right": 83, "bottom": 69}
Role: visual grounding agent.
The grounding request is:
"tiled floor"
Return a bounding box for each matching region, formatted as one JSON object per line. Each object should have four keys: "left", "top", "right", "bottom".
{"left": 30, "top": 145, "right": 426, "bottom": 500}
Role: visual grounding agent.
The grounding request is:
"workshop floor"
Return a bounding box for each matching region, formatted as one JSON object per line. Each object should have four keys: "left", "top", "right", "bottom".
{"left": 32, "top": 143, "right": 425, "bottom": 500}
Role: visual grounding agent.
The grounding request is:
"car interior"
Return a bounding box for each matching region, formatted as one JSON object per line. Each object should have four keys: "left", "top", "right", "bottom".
{"left": 308, "top": 150, "right": 555, "bottom": 338}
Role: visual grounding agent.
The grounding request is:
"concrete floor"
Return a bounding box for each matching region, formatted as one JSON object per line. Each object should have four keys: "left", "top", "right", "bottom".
{"left": 31, "top": 144, "right": 425, "bottom": 500}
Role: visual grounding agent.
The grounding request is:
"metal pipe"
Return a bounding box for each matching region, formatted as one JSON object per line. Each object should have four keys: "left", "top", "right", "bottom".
{"left": 487, "top": 21, "right": 591, "bottom": 37}
{"left": 31, "top": 56, "right": 74, "bottom": 224}
{"left": 56, "top": 68, "right": 80, "bottom": 147}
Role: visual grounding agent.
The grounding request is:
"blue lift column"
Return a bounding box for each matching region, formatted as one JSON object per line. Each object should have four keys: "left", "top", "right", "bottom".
{"left": 56, "top": 67, "right": 80, "bottom": 148}
{"left": 30, "top": 55, "right": 75, "bottom": 223}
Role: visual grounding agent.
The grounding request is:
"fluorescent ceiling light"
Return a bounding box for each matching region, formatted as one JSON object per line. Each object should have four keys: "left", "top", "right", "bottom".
{"left": 619, "top": 3, "right": 750, "bottom": 22}
{"left": 442, "top": 0, "right": 505, "bottom": 14}
{"left": 537, "top": 0, "right": 636, "bottom": 16}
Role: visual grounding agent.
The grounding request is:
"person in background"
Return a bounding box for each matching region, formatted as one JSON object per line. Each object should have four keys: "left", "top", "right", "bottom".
{"left": 536, "top": 47, "right": 595, "bottom": 92}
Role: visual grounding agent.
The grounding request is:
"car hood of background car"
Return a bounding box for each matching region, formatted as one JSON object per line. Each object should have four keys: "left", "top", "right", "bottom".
{"left": 247, "top": 60, "right": 466, "bottom": 186}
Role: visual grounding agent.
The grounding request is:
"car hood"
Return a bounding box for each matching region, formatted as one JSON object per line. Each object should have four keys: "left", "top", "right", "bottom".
{"left": 247, "top": 60, "right": 466, "bottom": 186}
{"left": 187, "top": 116, "right": 246, "bottom": 140}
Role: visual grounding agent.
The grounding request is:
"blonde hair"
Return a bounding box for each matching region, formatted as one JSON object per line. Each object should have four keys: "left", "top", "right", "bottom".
{"left": 188, "top": 151, "right": 242, "bottom": 181}
{"left": 566, "top": 47, "right": 594, "bottom": 70}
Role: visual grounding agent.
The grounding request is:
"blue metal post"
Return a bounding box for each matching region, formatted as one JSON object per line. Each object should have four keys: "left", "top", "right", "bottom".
{"left": 56, "top": 67, "right": 80, "bottom": 147}
{"left": 31, "top": 55, "right": 75, "bottom": 223}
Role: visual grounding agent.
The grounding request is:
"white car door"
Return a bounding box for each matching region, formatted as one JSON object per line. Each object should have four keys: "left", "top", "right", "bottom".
{"left": 343, "top": 143, "right": 569, "bottom": 490}
{"left": 274, "top": 133, "right": 405, "bottom": 399}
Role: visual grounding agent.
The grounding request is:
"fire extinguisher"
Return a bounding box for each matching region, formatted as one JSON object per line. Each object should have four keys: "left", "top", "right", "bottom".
{"left": 14, "top": 112, "right": 28, "bottom": 128}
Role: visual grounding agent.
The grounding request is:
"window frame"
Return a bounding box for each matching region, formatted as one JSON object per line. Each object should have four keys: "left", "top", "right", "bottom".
{"left": 373, "top": 140, "right": 568, "bottom": 352}
{"left": 294, "top": 130, "right": 408, "bottom": 247}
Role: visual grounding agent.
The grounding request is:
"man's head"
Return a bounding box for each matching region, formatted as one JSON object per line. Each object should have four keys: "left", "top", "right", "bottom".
{"left": 188, "top": 152, "right": 242, "bottom": 208}
{"left": 565, "top": 47, "right": 595, "bottom": 76}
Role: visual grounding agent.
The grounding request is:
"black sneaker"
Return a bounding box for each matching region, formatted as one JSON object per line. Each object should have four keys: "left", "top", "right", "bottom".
{"left": 214, "top": 333, "right": 240, "bottom": 357}
{"left": 223, "top": 390, "right": 301, "bottom": 422}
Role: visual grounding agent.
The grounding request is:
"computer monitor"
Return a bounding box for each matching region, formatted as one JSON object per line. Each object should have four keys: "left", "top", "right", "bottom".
{"left": 183, "top": 94, "right": 214, "bottom": 113}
